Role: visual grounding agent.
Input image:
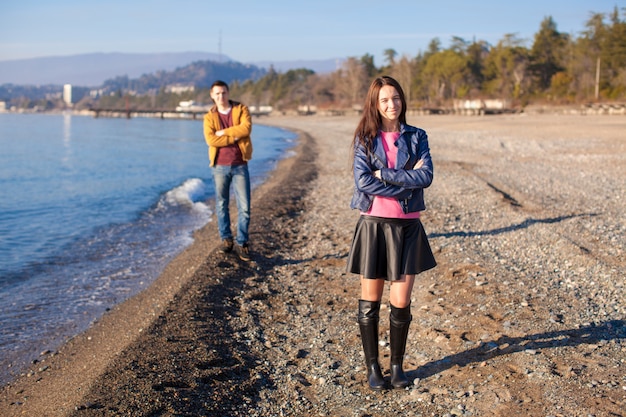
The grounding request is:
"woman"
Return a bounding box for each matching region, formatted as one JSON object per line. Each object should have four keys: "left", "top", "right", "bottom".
{"left": 347, "top": 76, "right": 437, "bottom": 390}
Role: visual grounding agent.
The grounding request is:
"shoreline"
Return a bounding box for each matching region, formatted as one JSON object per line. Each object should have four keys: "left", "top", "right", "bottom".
{"left": 0, "top": 118, "right": 319, "bottom": 416}
{"left": 1, "top": 114, "right": 624, "bottom": 416}
{"left": 0, "top": 115, "right": 296, "bottom": 388}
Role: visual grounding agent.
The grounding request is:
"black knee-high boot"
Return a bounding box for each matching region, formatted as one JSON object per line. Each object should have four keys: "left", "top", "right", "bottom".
{"left": 390, "top": 303, "right": 412, "bottom": 388}
{"left": 358, "top": 300, "right": 386, "bottom": 390}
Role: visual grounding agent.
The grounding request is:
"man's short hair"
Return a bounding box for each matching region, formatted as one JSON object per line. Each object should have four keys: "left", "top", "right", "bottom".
{"left": 211, "top": 80, "right": 229, "bottom": 91}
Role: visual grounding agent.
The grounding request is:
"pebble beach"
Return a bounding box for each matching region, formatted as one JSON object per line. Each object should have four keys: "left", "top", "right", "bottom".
{"left": 1, "top": 113, "right": 625, "bottom": 416}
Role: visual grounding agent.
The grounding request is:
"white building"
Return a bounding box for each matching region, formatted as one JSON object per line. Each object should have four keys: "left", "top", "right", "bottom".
{"left": 175, "top": 100, "right": 211, "bottom": 112}
{"left": 63, "top": 84, "right": 72, "bottom": 105}
{"left": 166, "top": 84, "right": 195, "bottom": 94}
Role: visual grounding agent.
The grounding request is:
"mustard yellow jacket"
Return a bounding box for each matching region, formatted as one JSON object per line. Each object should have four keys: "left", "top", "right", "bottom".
{"left": 203, "top": 101, "right": 253, "bottom": 167}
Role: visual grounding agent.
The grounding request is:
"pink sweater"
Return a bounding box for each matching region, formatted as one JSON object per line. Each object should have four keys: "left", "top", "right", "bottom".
{"left": 363, "top": 131, "right": 420, "bottom": 219}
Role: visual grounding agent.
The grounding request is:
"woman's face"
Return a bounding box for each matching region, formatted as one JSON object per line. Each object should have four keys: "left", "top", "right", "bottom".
{"left": 377, "top": 85, "right": 402, "bottom": 123}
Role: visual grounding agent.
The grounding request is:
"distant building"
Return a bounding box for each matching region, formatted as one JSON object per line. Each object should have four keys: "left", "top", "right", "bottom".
{"left": 89, "top": 88, "right": 105, "bottom": 98}
{"left": 63, "top": 84, "right": 72, "bottom": 105}
{"left": 0, "top": 101, "right": 6, "bottom": 112}
{"left": 166, "top": 84, "right": 195, "bottom": 94}
{"left": 175, "top": 100, "right": 211, "bottom": 112}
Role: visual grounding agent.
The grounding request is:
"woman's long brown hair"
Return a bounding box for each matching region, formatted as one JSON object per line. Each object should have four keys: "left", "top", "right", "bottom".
{"left": 352, "top": 76, "right": 408, "bottom": 157}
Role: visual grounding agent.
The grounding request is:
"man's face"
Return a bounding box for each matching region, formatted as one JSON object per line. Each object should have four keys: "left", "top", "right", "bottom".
{"left": 210, "top": 86, "right": 230, "bottom": 108}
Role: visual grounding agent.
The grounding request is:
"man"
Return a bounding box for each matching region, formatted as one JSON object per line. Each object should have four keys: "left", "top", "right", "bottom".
{"left": 203, "top": 80, "right": 253, "bottom": 261}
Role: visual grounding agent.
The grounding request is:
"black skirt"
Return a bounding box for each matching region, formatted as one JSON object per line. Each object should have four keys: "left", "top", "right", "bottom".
{"left": 347, "top": 215, "right": 436, "bottom": 281}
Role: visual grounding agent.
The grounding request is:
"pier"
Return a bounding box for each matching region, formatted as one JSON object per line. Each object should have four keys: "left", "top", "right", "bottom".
{"left": 91, "top": 108, "right": 205, "bottom": 120}
{"left": 91, "top": 107, "right": 272, "bottom": 119}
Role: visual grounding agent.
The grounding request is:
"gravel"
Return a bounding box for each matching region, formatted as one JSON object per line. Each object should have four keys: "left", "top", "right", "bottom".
{"left": 1, "top": 113, "right": 624, "bottom": 417}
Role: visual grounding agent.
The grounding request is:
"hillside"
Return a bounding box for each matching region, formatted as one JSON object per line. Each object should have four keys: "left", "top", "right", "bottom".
{"left": 0, "top": 52, "right": 341, "bottom": 87}
{"left": 101, "top": 60, "right": 267, "bottom": 94}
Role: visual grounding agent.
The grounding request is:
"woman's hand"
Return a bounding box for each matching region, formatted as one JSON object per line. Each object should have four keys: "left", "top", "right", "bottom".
{"left": 373, "top": 170, "right": 382, "bottom": 179}
{"left": 413, "top": 159, "right": 424, "bottom": 170}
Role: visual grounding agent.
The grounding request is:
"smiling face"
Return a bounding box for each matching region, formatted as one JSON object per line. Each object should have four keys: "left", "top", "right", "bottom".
{"left": 377, "top": 84, "right": 402, "bottom": 130}
{"left": 210, "top": 85, "right": 230, "bottom": 111}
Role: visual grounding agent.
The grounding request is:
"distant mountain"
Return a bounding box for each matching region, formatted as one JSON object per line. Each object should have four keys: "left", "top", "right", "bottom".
{"left": 0, "top": 52, "right": 226, "bottom": 86}
{"left": 102, "top": 60, "right": 267, "bottom": 94}
{"left": 0, "top": 52, "right": 343, "bottom": 87}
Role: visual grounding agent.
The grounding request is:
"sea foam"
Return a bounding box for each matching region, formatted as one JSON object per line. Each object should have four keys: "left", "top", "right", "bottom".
{"left": 162, "top": 178, "right": 211, "bottom": 214}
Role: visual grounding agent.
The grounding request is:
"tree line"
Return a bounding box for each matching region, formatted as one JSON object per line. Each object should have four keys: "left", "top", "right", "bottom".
{"left": 4, "top": 7, "right": 625, "bottom": 112}
{"left": 227, "top": 9, "right": 625, "bottom": 111}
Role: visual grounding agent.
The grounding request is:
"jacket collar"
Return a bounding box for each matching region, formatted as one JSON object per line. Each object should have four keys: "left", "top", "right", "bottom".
{"left": 210, "top": 100, "right": 237, "bottom": 113}
{"left": 372, "top": 123, "right": 412, "bottom": 169}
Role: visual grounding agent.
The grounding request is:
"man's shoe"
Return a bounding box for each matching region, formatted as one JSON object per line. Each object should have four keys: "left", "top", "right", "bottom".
{"left": 238, "top": 243, "right": 250, "bottom": 261}
{"left": 221, "top": 238, "right": 234, "bottom": 253}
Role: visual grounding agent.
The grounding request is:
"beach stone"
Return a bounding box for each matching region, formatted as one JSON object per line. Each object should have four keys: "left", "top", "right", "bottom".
{"left": 1, "top": 114, "right": 624, "bottom": 417}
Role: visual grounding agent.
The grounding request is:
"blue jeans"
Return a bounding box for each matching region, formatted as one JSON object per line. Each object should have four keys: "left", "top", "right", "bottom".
{"left": 211, "top": 164, "right": 251, "bottom": 246}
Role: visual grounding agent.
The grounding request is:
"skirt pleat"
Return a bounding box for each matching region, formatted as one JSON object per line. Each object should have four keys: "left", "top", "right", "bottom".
{"left": 347, "top": 215, "right": 436, "bottom": 281}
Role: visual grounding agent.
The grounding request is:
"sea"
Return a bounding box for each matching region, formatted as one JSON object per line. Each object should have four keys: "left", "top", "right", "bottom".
{"left": 0, "top": 112, "right": 297, "bottom": 385}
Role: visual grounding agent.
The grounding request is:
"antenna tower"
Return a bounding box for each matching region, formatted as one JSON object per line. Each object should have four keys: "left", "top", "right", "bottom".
{"left": 218, "top": 30, "right": 222, "bottom": 62}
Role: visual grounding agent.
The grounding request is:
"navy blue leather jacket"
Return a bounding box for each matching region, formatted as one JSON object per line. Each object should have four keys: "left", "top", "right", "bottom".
{"left": 350, "top": 123, "right": 433, "bottom": 214}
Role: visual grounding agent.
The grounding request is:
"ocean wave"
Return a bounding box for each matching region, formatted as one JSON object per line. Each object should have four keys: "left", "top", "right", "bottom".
{"left": 161, "top": 178, "right": 212, "bottom": 215}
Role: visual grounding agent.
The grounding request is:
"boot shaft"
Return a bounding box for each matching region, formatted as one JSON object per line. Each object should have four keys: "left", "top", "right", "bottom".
{"left": 358, "top": 299, "right": 381, "bottom": 364}
{"left": 389, "top": 303, "right": 412, "bottom": 364}
{"left": 358, "top": 299, "right": 380, "bottom": 324}
{"left": 389, "top": 303, "right": 412, "bottom": 326}
{"left": 358, "top": 300, "right": 386, "bottom": 390}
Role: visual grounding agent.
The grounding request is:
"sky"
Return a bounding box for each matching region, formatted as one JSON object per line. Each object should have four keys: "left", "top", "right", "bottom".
{"left": 0, "top": 0, "right": 622, "bottom": 66}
